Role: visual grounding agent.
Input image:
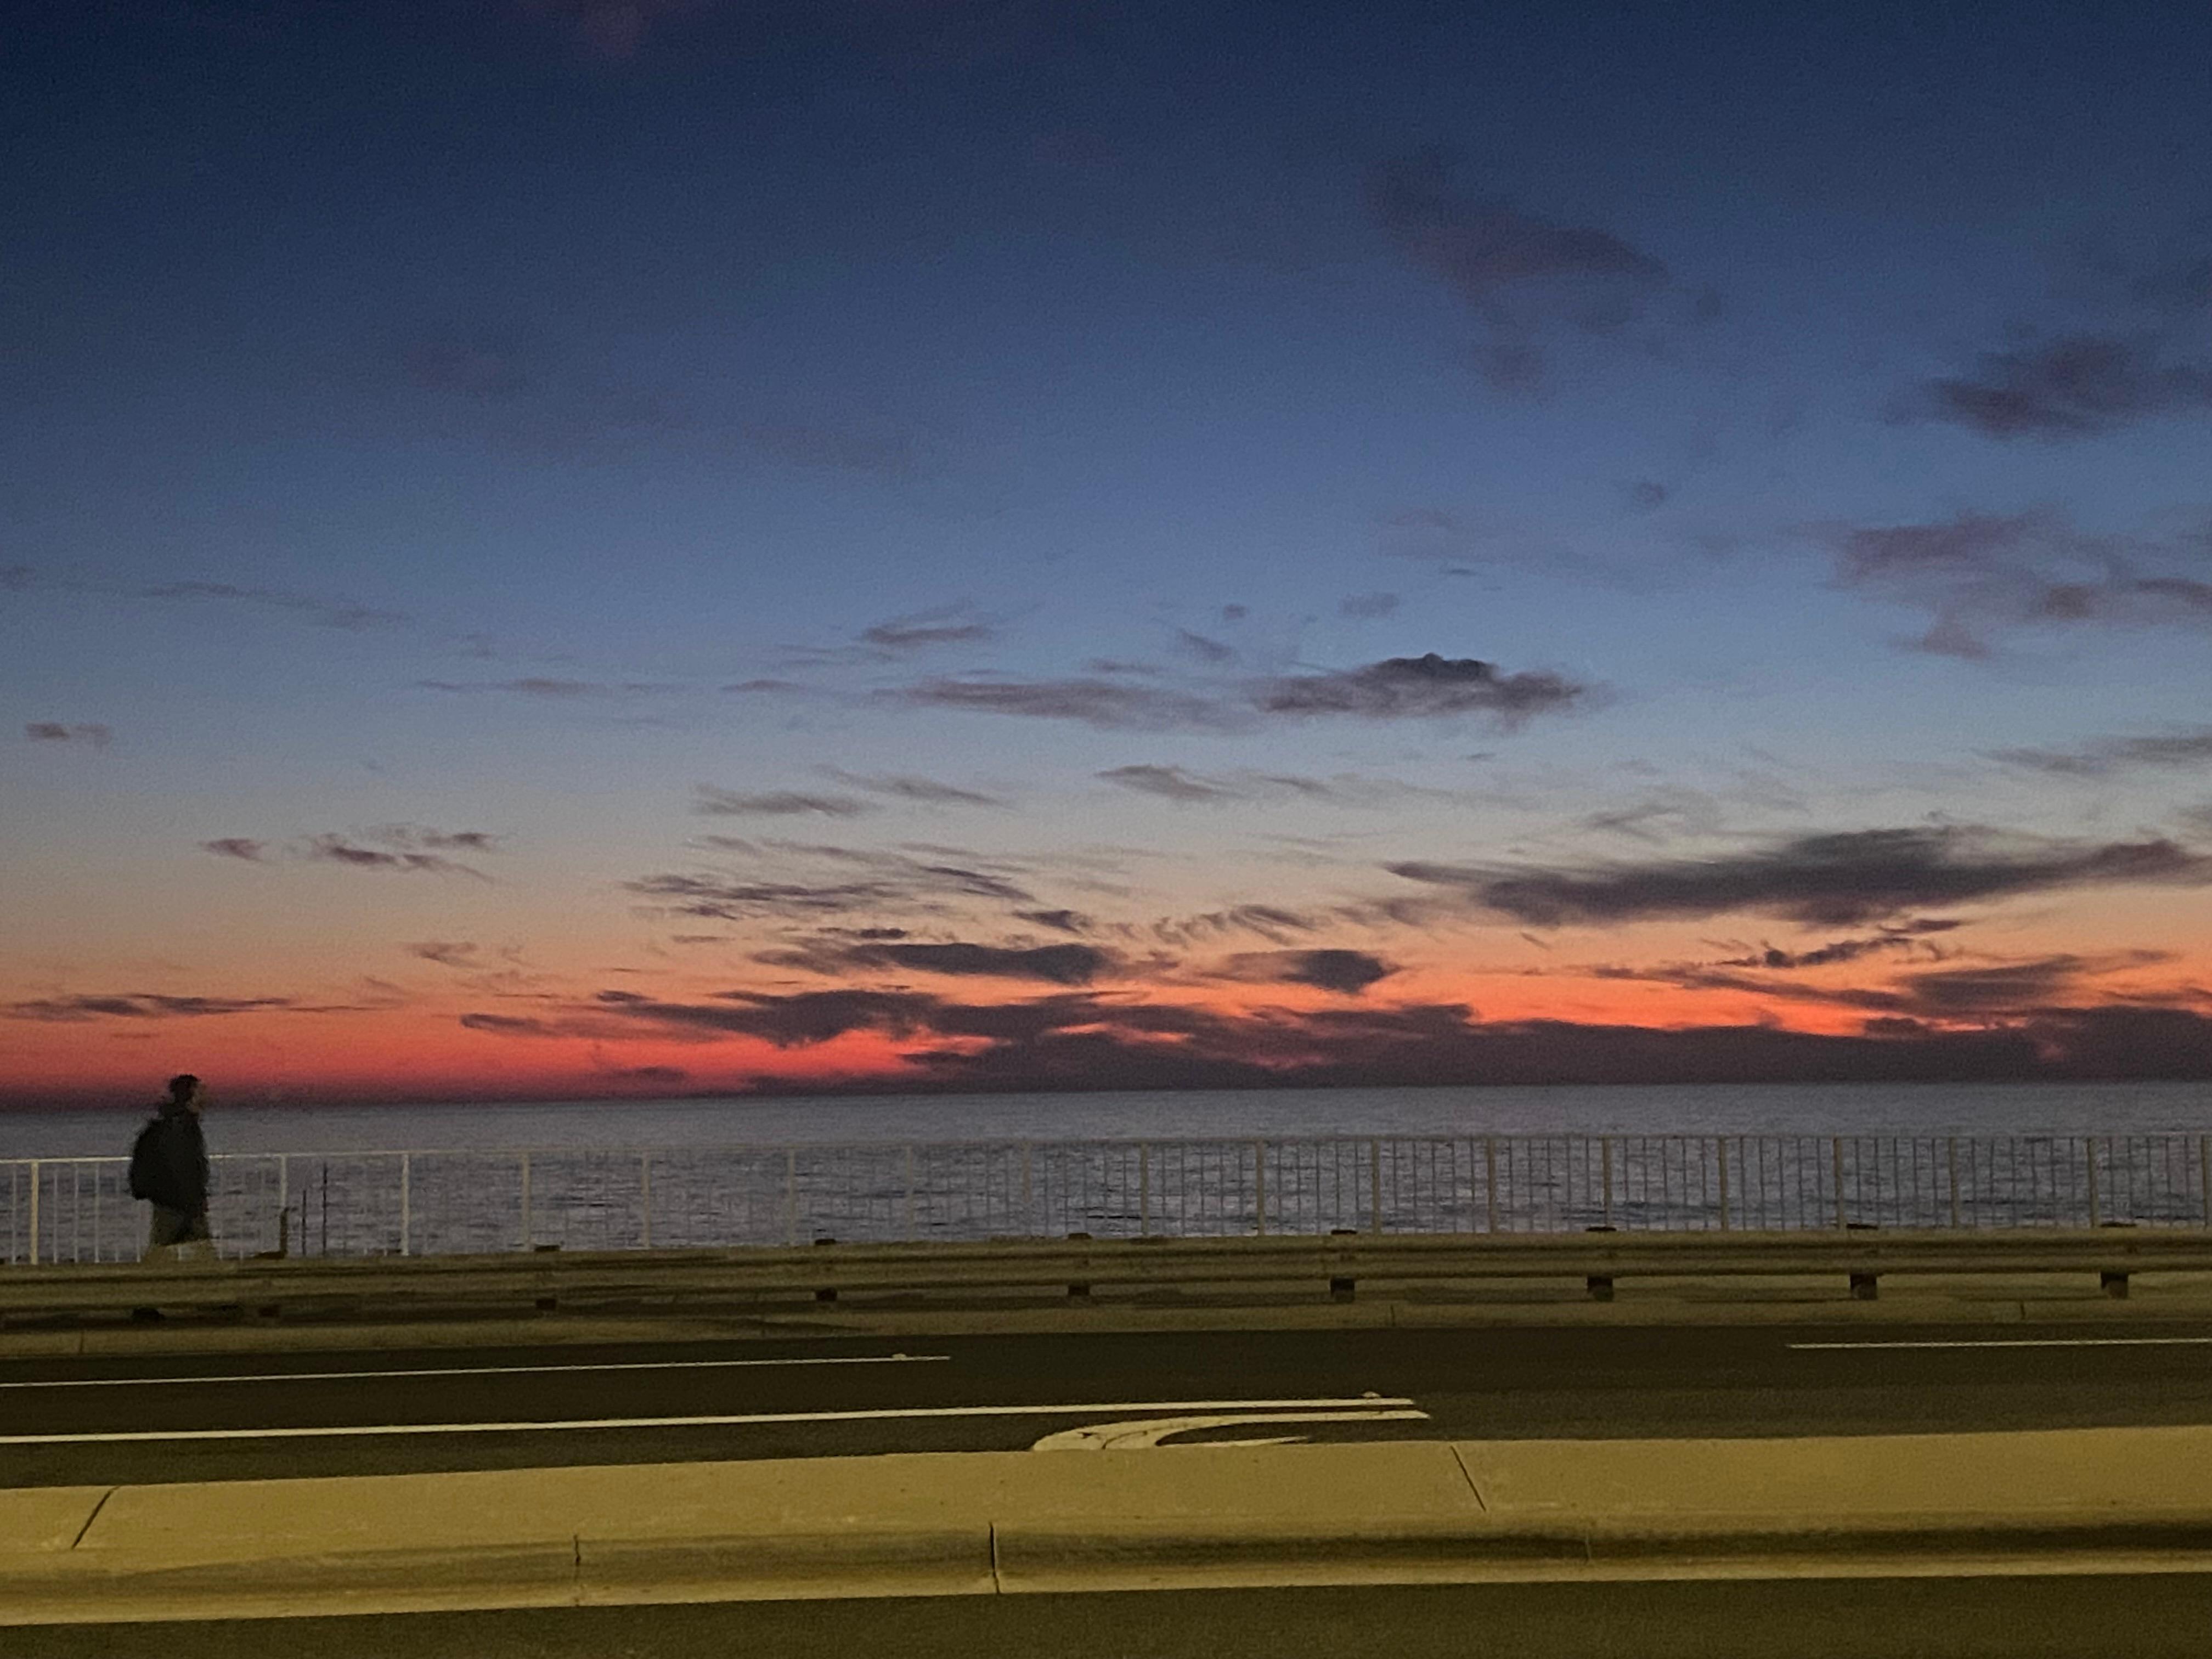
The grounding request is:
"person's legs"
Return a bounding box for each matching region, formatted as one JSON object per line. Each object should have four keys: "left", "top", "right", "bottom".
{"left": 145, "top": 1204, "right": 193, "bottom": 1255}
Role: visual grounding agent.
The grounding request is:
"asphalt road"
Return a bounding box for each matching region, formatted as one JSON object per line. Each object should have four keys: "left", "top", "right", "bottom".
{"left": 5, "top": 1319, "right": 2211, "bottom": 1487}
{"left": 11, "top": 1579, "right": 2212, "bottom": 1659}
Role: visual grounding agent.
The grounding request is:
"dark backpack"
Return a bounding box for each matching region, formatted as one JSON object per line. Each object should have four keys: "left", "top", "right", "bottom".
{"left": 127, "top": 1118, "right": 166, "bottom": 1201}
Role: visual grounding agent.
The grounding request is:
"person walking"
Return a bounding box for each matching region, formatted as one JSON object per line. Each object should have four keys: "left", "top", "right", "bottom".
{"left": 129, "top": 1074, "right": 212, "bottom": 1261}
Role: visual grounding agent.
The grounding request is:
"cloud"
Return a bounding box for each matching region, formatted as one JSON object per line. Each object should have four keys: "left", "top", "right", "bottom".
{"left": 765, "top": 940, "right": 1119, "bottom": 986}
{"left": 1220, "top": 949, "right": 1397, "bottom": 996}
{"left": 629, "top": 840, "right": 1041, "bottom": 922}
{"left": 1715, "top": 926, "right": 1956, "bottom": 971}
{"left": 1339, "top": 592, "right": 1401, "bottom": 619}
{"left": 4, "top": 992, "right": 295, "bottom": 1022}
{"left": 1015, "top": 909, "right": 1093, "bottom": 935}
{"left": 1173, "top": 629, "right": 1237, "bottom": 664}
{"left": 417, "top": 678, "right": 679, "bottom": 697}
{"left": 301, "top": 836, "right": 492, "bottom": 879}
{"left": 1367, "top": 148, "right": 1671, "bottom": 390}
{"left": 693, "top": 786, "right": 873, "bottom": 819}
{"left": 885, "top": 676, "right": 1249, "bottom": 732}
{"left": 819, "top": 769, "right": 1007, "bottom": 807}
{"left": 407, "top": 941, "right": 482, "bottom": 969}
{"left": 200, "top": 838, "right": 267, "bottom": 862}
{"left": 1820, "top": 507, "right": 2212, "bottom": 657}
{"left": 1098, "top": 764, "right": 1244, "bottom": 804}
{"left": 460, "top": 1011, "right": 559, "bottom": 1035}
{"left": 1149, "top": 905, "right": 1322, "bottom": 947}
{"left": 203, "top": 826, "right": 499, "bottom": 875}
{"left": 1251, "top": 654, "right": 1585, "bottom": 723}
{"left": 25, "top": 721, "right": 111, "bottom": 748}
{"left": 1989, "top": 729, "right": 2212, "bottom": 778}
{"left": 1908, "top": 333, "right": 2212, "bottom": 440}
{"left": 859, "top": 607, "right": 996, "bottom": 651}
{"left": 8, "top": 566, "right": 406, "bottom": 633}
{"left": 1389, "top": 826, "right": 2212, "bottom": 928}
{"left": 1621, "top": 479, "right": 1670, "bottom": 512}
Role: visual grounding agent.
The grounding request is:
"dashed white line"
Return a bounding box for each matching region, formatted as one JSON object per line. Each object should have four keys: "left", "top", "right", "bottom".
{"left": 0, "top": 1396, "right": 1418, "bottom": 1447}
{"left": 0, "top": 1354, "right": 950, "bottom": 1390}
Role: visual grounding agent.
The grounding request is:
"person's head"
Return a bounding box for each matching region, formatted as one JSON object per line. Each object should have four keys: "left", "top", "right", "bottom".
{"left": 167, "top": 1074, "right": 204, "bottom": 1112}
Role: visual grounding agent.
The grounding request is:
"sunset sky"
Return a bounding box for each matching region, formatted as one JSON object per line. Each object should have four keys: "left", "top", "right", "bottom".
{"left": 7, "top": 1, "right": 2212, "bottom": 1107}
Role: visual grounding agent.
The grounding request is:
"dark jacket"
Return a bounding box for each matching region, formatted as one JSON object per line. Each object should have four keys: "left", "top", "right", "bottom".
{"left": 130, "top": 1104, "right": 209, "bottom": 1215}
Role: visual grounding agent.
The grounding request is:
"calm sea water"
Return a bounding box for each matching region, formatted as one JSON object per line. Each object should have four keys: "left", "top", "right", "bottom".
{"left": 6, "top": 1080, "right": 2211, "bottom": 1161}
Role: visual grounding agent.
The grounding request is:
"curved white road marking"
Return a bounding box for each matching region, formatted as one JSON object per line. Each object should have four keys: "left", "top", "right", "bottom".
{"left": 0, "top": 1354, "right": 951, "bottom": 1390}
{"left": 0, "top": 1396, "right": 1417, "bottom": 1446}
{"left": 1031, "top": 1409, "right": 1430, "bottom": 1451}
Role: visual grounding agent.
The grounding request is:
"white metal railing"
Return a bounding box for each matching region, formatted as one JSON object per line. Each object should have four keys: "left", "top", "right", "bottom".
{"left": 4, "top": 1133, "right": 2210, "bottom": 1266}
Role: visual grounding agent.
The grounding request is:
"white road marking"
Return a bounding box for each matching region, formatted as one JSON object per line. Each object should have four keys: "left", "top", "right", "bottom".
{"left": 0, "top": 1354, "right": 951, "bottom": 1390}
{"left": 1788, "top": 1337, "right": 2212, "bottom": 1351}
{"left": 0, "top": 1396, "right": 1417, "bottom": 1447}
{"left": 1030, "top": 1409, "right": 1429, "bottom": 1451}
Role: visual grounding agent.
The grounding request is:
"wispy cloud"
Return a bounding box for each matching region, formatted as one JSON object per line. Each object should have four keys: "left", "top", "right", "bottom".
{"left": 417, "top": 678, "right": 681, "bottom": 698}
{"left": 1389, "top": 826, "right": 2212, "bottom": 928}
{"left": 760, "top": 939, "right": 1120, "bottom": 986}
{"left": 1367, "top": 148, "right": 1672, "bottom": 390}
{"left": 820, "top": 769, "right": 1007, "bottom": 808}
{"left": 1819, "top": 507, "right": 2212, "bottom": 657}
{"left": 693, "top": 786, "right": 873, "bottom": 819}
{"left": 201, "top": 824, "right": 503, "bottom": 879}
{"left": 1218, "top": 949, "right": 1397, "bottom": 996}
{"left": 1989, "top": 728, "right": 2212, "bottom": 778}
{"left": 1906, "top": 333, "right": 2212, "bottom": 440}
{"left": 4, "top": 992, "right": 296, "bottom": 1022}
{"left": 859, "top": 606, "right": 996, "bottom": 651}
{"left": 1097, "top": 764, "right": 1244, "bottom": 804}
{"left": 6, "top": 566, "right": 405, "bottom": 633}
{"left": 885, "top": 676, "right": 1249, "bottom": 732}
{"left": 1339, "top": 592, "right": 1400, "bottom": 619}
{"left": 25, "top": 721, "right": 111, "bottom": 749}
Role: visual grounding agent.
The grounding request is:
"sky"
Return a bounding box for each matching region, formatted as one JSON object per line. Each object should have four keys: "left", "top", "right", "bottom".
{"left": 5, "top": 0, "right": 2212, "bottom": 1108}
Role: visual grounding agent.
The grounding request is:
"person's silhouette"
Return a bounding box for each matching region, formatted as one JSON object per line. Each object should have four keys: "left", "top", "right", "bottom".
{"left": 129, "top": 1074, "right": 212, "bottom": 1280}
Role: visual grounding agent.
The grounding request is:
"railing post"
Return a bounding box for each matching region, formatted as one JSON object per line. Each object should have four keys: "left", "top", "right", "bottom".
{"left": 2085, "top": 1137, "right": 2100, "bottom": 1227}
{"left": 399, "top": 1153, "right": 412, "bottom": 1257}
{"left": 1601, "top": 1136, "right": 1614, "bottom": 1227}
{"left": 1947, "top": 1138, "right": 1961, "bottom": 1228}
{"left": 1138, "top": 1142, "right": 1150, "bottom": 1237}
{"left": 276, "top": 1154, "right": 289, "bottom": 1256}
{"left": 784, "top": 1148, "right": 798, "bottom": 1247}
{"left": 1369, "top": 1137, "right": 1384, "bottom": 1234}
{"left": 26, "top": 1161, "right": 40, "bottom": 1267}
{"left": 1020, "top": 1143, "right": 1033, "bottom": 1236}
{"left": 904, "top": 1144, "right": 917, "bottom": 1241}
{"left": 1831, "top": 1137, "right": 1846, "bottom": 1228}
{"left": 1717, "top": 1136, "right": 1730, "bottom": 1231}
{"left": 520, "top": 1152, "right": 533, "bottom": 1251}
{"left": 2202, "top": 1135, "right": 2210, "bottom": 1229}
{"left": 1484, "top": 1137, "right": 1499, "bottom": 1234}
{"left": 640, "top": 1153, "right": 653, "bottom": 1250}
{"left": 1252, "top": 1139, "right": 1267, "bottom": 1237}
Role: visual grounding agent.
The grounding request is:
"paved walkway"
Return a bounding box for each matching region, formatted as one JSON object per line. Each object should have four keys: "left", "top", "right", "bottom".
{"left": 6, "top": 1426, "right": 2212, "bottom": 1624}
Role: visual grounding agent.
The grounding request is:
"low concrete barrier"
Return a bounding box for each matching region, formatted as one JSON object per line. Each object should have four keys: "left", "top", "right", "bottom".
{"left": 6, "top": 1227, "right": 2212, "bottom": 1325}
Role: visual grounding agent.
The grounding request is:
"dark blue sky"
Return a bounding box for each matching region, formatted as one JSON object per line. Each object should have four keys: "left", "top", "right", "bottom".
{"left": 8, "top": 1, "right": 2212, "bottom": 1102}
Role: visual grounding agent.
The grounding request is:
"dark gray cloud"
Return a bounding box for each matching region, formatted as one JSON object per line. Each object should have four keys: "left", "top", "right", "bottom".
{"left": 200, "top": 838, "right": 267, "bottom": 862}
{"left": 459, "top": 1011, "right": 559, "bottom": 1035}
{"left": 1097, "top": 764, "right": 1244, "bottom": 804}
{"left": 1909, "top": 333, "right": 2212, "bottom": 440}
{"left": 8, "top": 565, "right": 407, "bottom": 633}
{"left": 1173, "top": 628, "right": 1237, "bottom": 664}
{"left": 202, "top": 825, "right": 498, "bottom": 875}
{"left": 1716, "top": 924, "right": 1958, "bottom": 971}
{"left": 1367, "top": 148, "right": 1671, "bottom": 390}
{"left": 1149, "top": 904, "right": 1322, "bottom": 947}
{"left": 1621, "top": 479, "right": 1671, "bottom": 512}
{"left": 1390, "top": 826, "right": 2212, "bottom": 928}
{"left": 301, "top": 836, "right": 493, "bottom": 879}
{"left": 407, "top": 941, "right": 481, "bottom": 969}
{"left": 819, "top": 769, "right": 1007, "bottom": 807}
{"left": 1822, "top": 507, "right": 2212, "bottom": 657}
{"left": 1989, "top": 729, "right": 2212, "bottom": 778}
{"left": 631, "top": 839, "right": 1041, "bottom": 922}
{"left": 884, "top": 676, "right": 1249, "bottom": 732}
{"left": 763, "top": 940, "right": 1119, "bottom": 986}
{"left": 1252, "top": 654, "right": 1584, "bottom": 724}
{"left": 4, "top": 992, "right": 295, "bottom": 1022}
{"left": 25, "top": 721, "right": 111, "bottom": 748}
{"left": 693, "top": 786, "right": 873, "bottom": 819}
{"left": 860, "top": 608, "right": 995, "bottom": 650}
{"left": 1015, "top": 909, "right": 1093, "bottom": 935}
{"left": 417, "top": 678, "right": 679, "bottom": 697}
{"left": 1221, "top": 949, "right": 1397, "bottom": 996}
{"left": 1339, "top": 592, "right": 1401, "bottom": 619}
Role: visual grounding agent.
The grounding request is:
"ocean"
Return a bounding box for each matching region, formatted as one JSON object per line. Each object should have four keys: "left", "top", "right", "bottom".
{"left": 7, "top": 1079, "right": 2211, "bottom": 1160}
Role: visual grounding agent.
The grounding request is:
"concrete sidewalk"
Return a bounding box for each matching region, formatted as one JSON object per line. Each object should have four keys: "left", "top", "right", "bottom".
{"left": 5, "top": 1428, "right": 2212, "bottom": 1624}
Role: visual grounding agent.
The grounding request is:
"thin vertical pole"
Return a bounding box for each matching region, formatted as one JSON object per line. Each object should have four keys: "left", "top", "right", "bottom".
{"left": 2202, "top": 1136, "right": 2210, "bottom": 1229}
{"left": 27, "top": 1162, "right": 40, "bottom": 1267}
{"left": 520, "top": 1153, "right": 533, "bottom": 1251}
{"left": 1138, "top": 1143, "right": 1151, "bottom": 1238}
{"left": 1020, "top": 1143, "right": 1034, "bottom": 1236}
{"left": 1717, "top": 1137, "right": 1730, "bottom": 1232}
{"left": 1948, "top": 1137, "right": 1961, "bottom": 1229}
{"left": 904, "top": 1145, "right": 917, "bottom": 1241}
{"left": 1253, "top": 1140, "right": 1267, "bottom": 1237}
{"left": 1483, "top": 1137, "right": 1499, "bottom": 1233}
{"left": 640, "top": 1153, "right": 653, "bottom": 1250}
{"left": 784, "top": 1148, "right": 798, "bottom": 1246}
{"left": 2085, "top": 1137, "right": 2100, "bottom": 1227}
{"left": 399, "top": 1153, "right": 412, "bottom": 1257}
{"left": 276, "top": 1154, "right": 289, "bottom": 1251}
{"left": 1831, "top": 1138, "right": 1846, "bottom": 1229}
{"left": 1369, "top": 1137, "right": 1384, "bottom": 1235}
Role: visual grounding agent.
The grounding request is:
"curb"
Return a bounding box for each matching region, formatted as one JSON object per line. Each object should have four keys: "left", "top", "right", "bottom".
{"left": 10, "top": 1283, "right": 2212, "bottom": 1357}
